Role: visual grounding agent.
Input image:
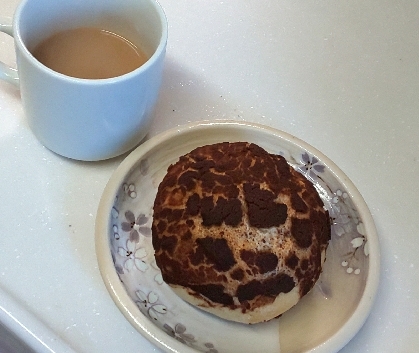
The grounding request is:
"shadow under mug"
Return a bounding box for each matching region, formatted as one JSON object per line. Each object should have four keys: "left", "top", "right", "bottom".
{"left": 0, "top": 0, "right": 168, "bottom": 161}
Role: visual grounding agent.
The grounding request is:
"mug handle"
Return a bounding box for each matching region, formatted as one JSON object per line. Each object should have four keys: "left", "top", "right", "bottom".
{"left": 0, "top": 18, "right": 19, "bottom": 87}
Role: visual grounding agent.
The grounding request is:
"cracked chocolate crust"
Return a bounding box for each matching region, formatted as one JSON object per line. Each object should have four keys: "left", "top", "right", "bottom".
{"left": 152, "top": 142, "right": 330, "bottom": 323}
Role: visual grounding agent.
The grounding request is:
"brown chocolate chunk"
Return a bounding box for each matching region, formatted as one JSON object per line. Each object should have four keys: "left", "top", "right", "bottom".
{"left": 178, "top": 170, "right": 199, "bottom": 190}
{"left": 200, "top": 196, "right": 242, "bottom": 227}
{"left": 159, "top": 235, "right": 178, "bottom": 254}
{"left": 189, "top": 284, "right": 234, "bottom": 306}
{"left": 290, "top": 217, "right": 313, "bottom": 248}
{"left": 285, "top": 253, "right": 299, "bottom": 269}
{"left": 236, "top": 273, "right": 295, "bottom": 302}
{"left": 243, "top": 183, "right": 288, "bottom": 228}
{"left": 255, "top": 252, "right": 279, "bottom": 273}
{"left": 231, "top": 268, "right": 245, "bottom": 281}
{"left": 291, "top": 193, "right": 308, "bottom": 213}
{"left": 185, "top": 193, "right": 200, "bottom": 216}
{"left": 196, "top": 237, "right": 236, "bottom": 272}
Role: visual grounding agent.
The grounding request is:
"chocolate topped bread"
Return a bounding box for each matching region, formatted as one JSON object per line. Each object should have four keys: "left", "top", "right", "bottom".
{"left": 152, "top": 142, "right": 330, "bottom": 324}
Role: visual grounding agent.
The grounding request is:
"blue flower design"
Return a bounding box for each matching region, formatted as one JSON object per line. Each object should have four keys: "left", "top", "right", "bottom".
{"left": 121, "top": 211, "right": 151, "bottom": 242}
{"left": 297, "top": 152, "right": 325, "bottom": 180}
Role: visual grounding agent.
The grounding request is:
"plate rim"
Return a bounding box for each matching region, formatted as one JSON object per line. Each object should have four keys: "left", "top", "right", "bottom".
{"left": 95, "top": 120, "right": 380, "bottom": 353}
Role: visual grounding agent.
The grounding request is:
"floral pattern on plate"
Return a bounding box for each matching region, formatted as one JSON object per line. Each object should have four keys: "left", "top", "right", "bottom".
{"left": 107, "top": 142, "right": 371, "bottom": 353}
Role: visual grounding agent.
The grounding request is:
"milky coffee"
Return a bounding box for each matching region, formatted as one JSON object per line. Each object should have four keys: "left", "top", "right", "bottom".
{"left": 32, "top": 27, "right": 148, "bottom": 79}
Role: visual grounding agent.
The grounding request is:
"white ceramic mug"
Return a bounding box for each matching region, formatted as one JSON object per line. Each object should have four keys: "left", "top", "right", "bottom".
{"left": 0, "top": 0, "right": 167, "bottom": 161}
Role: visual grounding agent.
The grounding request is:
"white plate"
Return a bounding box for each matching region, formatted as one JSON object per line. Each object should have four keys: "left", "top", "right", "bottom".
{"left": 95, "top": 120, "right": 380, "bottom": 353}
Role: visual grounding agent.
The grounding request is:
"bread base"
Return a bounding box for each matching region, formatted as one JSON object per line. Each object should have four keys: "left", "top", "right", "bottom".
{"left": 170, "top": 284, "right": 300, "bottom": 324}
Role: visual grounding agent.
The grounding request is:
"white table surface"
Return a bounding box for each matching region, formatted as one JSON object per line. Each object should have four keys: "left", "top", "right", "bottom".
{"left": 0, "top": 0, "right": 418, "bottom": 352}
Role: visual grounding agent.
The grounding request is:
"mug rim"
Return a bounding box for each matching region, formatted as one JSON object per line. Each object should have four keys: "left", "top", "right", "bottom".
{"left": 12, "top": 0, "right": 168, "bottom": 85}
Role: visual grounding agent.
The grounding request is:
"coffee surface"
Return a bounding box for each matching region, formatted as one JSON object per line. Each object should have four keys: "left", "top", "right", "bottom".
{"left": 32, "top": 27, "right": 148, "bottom": 79}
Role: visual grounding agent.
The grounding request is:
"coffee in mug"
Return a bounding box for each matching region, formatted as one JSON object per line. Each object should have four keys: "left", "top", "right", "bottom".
{"left": 32, "top": 27, "right": 149, "bottom": 79}
{"left": 0, "top": 0, "right": 167, "bottom": 161}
